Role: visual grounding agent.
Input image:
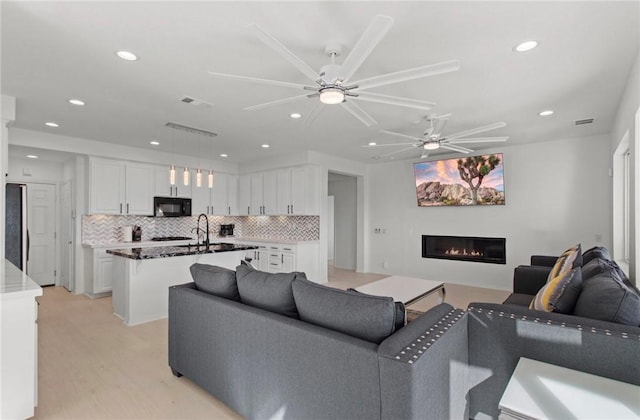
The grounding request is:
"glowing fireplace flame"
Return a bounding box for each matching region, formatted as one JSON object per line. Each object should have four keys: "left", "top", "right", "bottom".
{"left": 444, "top": 247, "right": 484, "bottom": 257}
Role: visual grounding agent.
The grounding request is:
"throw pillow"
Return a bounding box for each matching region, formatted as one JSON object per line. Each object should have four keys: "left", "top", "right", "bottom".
{"left": 581, "top": 246, "right": 611, "bottom": 265}
{"left": 547, "top": 244, "right": 582, "bottom": 282}
{"left": 573, "top": 271, "right": 640, "bottom": 326}
{"left": 531, "top": 267, "right": 582, "bottom": 314}
{"left": 293, "top": 278, "right": 400, "bottom": 344}
{"left": 189, "top": 264, "right": 239, "bottom": 301}
{"left": 235, "top": 263, "right": 304, "bottom": 319}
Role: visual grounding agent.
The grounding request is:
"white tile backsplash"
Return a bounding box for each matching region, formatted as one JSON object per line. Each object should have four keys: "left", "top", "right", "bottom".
{"left": 82, "top": 214, "right": 319, "bottom": 245}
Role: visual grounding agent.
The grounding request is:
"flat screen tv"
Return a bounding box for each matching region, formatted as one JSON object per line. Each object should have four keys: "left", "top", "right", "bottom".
{"left": 413, "top": 153, "right": 505, "bottom": 207}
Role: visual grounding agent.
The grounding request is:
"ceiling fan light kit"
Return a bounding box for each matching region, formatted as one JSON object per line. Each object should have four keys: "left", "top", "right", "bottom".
{"left": 319, "top": 87, "right": 345, "bottom": 104}
{"left": 423, "top": 142, "right": 440, "bottom": 150}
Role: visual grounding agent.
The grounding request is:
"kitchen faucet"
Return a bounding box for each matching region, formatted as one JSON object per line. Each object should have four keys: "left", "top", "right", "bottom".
{"left": 194, "top": 213, "right": 210, "bottom": 248}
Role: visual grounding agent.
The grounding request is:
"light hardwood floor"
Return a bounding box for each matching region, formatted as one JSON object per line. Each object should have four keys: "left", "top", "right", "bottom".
{"left": 34, "top": 267, "right": 508, "bottom": 419}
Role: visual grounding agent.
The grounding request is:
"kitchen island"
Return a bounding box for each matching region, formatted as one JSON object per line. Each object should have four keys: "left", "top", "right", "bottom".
{"left": 107, "top": 243, "right": 257, "bottom": 325}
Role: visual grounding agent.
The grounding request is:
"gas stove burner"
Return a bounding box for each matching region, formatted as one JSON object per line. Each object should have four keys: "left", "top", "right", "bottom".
{"left": 151, "top": 236, "right": 192, "bottom": 241}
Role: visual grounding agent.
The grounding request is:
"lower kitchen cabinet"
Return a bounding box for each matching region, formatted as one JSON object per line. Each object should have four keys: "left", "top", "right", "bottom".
{"left": 242, "top": 241, "right": 318, "bottom": 281}
{"left": 83, "top": 247, "right": 114, "bottom": 298}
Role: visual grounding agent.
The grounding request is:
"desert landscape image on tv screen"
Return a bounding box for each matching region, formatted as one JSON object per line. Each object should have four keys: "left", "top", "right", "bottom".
{"left": 413, "top": 153, "right": 505, "bottom": 207}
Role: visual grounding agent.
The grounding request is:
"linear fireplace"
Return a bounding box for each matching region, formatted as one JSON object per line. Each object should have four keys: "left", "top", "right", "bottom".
{"left": 422, "top": 235, "right": 506, "bottom": 264}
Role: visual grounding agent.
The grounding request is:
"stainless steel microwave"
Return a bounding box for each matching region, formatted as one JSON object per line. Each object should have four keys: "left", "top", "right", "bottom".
{"left": 153, "top": 197, "right": 192, "bottom": 217}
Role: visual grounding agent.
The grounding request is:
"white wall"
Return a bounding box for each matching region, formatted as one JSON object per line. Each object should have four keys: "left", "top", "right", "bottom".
{"left": 1, "top": 95, "right": 17, "bottom": 263}
{"left": 610, "top": 48, "right": 639, "bottom": 284}
{"left": 365, "top": 134, "right": 612, "bottom": 291}
{"left": 328, "top": 176, "right": 357, "bottom": 270}
{"left": 7, "top": 157, "right": 64, "bottom": 184}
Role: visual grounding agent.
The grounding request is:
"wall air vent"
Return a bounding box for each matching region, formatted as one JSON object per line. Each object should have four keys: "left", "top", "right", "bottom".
{"left": 180, "top": 96, "right": 214, "bottom": 109}
{"left": 574, "top": 118, "right": 595, "bottom": 126}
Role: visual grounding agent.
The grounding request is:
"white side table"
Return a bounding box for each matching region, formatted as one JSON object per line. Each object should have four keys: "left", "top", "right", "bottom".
{"left": 499, "top": 357, "right": 640, "bottom": 419}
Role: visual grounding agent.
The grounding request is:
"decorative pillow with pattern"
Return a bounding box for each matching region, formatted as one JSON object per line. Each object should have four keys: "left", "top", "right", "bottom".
{"left": 547, "top": 244, "right": 582, "bottom": 282}
{"left": 532, "top": 267, "right": 582, "bottom": 313}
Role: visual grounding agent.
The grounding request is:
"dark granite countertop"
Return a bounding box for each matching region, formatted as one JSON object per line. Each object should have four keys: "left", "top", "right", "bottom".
{"left": 106, "top": 243, "right": 258, "bottom": 260}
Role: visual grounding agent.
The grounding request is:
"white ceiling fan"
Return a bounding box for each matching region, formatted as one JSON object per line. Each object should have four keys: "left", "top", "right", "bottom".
{"left": 208, "top": 15, "right": 460, "bottom": 127}
{"left": 365, "top": 115, "right": 509, "bottom": 159}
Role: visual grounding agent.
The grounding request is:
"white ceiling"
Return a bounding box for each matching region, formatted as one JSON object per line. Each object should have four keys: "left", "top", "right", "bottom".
{"left": 2, "top": 1, "right": 638, "bottom": 164}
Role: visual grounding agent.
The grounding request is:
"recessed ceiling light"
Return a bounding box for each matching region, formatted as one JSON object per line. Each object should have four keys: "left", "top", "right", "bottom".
{"left": 539, "top": 110, "right": 554, "bottom": 116}
{"left": 149, "top": 141, "right": 160, "bottom": 146}
{"left": 514, "top": 40, "right": 538, "bottom": 52}
{"left": 116, "top": 50, "right": 138, "bottom": 61}
{"left": 220, "top": 153, "right": 228, "bottom": 157}
{"left": 26, "top": 155, "right": 38, "bottom": 159}
{"left": 368, "top": 142, "right": 377, "bottom": 146}
{"left": 68, "top": 99, "right": 85, "bottom": 106}
{"left": 45, "top": 122, "right": 59, "bottom": 127}
{"left": 290, "top": 113, "right": 302, "bottom": 119}
{"left": 261, "top": 144, "right": 270, "bottom": 148}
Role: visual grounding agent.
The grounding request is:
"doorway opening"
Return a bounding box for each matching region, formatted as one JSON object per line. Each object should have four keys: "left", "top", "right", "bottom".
{"left": 328, "top": 172, "right": 357, "bottom": 280}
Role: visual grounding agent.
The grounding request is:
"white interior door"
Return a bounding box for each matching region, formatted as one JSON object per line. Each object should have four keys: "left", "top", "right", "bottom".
{"left": 60, "top": 180, "right": 73, "bottom": 291}
{"left": 27, "top": 183, "right": 57, "bottom": 286}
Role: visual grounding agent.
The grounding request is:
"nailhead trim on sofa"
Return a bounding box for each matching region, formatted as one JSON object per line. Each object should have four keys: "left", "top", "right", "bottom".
{"left": 467, "top": 306, "right": 640, "bottom": 340}
{"left": 394, "top": 308, "right": 466, "bottom": 364}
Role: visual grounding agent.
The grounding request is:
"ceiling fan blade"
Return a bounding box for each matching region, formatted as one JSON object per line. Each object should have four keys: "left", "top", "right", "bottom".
{"left": 432, "top": 118, "right": 449, "bottom": 137}
{"left": 445, "top": 122, "right": 507, "bottom": 140}
{"left": 341, "top": 100, "right": 378, "bottom": 127}
{"left": 340, "top": 15, "right": 394, "bottom": 82}
{"left": 419, "top": 151, "right": 430, "bottom": 159}
{"left": 304, "top": 101, "right": 324, "bottom": 126}
{"left": 354, "top": 91, "right": 435, "bottom": 110}
{"left": 244, "top": 93, "right": 312, "bottom": 111}
{"left": 249, "top": 23, "right": 320, "bottom": 82}
{"left": 353, "top": 59, "right": 461, "bottom": 90}
{"left": 208, "top": 71, "right": 311, "bottom": 90}
{"left": 362, "top": 141, "right": 418, "bottom": 148}
{"left": 447, "top": 136, "right": 509, "bottom": 144}
{"left": 440, "top": 143, "right": 474, "bottom": 154}
{"left": 374, "top": 146, "right": 418, "bottom": 159}
{"left": 380, "top": 129, "right": 423, "bottom": 142}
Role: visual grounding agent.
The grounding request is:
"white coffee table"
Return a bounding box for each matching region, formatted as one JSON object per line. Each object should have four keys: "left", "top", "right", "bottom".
{"left": 355, "top": 276, "right": 445, "bottom": 306}
{"left": 499, "top": 357, "right": 640, "bottom": 420}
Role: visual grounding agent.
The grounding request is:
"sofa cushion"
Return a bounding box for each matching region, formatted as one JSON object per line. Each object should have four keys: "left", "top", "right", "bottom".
{"left": 292, "top": 277, "right": 400, "bottom": 344}
{"left": 532, "top": 267, "right": 582, "bottom": 314}
{"left": 189, "top": 264, "right": 239, "bottom": 301}
{"left": 573, "top": 270, "right": 640, "bottom": 326}
{"left": 582, "top": 246, "right": 611, "bottom": 265}
{"left": 548, "top": 244, "right": 582, "bottom": 282}
{"left": 348, "top": 288, "right": 406, "bottom": 330}
{"left": 235, "top": 263, "right": 303, "bottom": 318}
{"left": 581, "top": 257, "right": 627, "bottom": 282}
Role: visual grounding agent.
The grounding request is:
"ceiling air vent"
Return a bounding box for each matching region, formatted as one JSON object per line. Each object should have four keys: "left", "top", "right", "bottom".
{"left": 180, "top": 96, "right": 213, "bottom": 109}
{"left": 574, "top": 118, "right": 595, "bottom": 126}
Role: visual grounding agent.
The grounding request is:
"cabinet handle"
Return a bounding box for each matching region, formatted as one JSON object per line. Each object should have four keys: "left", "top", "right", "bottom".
{"left": 281, "top": 254, "right": 283, "bottom": 263}
{"left": 228, "top": 206, "right": 231, "bottom": 215}
{"left": 291, "top": 204, "right": 293, "bottom": 213}
{"left": 120, "top": 203, "right": 123, "bottom": 214}
{"left": 207, "top": 205, "right": 209, "bottom": 214}
{"left": 247, "top": 206, "right": 250, "bottom": 215}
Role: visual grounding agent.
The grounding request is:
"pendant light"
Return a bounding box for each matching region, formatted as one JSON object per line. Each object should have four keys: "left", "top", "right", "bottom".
{"left": 164, "top": 122, "right": 218, "bottom": 188}
{"left": 183, "top": 166, "right": 190, "bottom": 186}
{"left": 169, "top": 126, "right": 176, "bottom": 185}
{"left": 208, "top": 131, "right": 214, "bottom": 188}
{"left": 195, "top": 133, "right": 202, "bottom": 188}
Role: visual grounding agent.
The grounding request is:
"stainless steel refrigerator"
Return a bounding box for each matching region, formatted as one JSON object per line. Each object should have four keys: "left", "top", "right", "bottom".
{"left": 5, "top": 183, "right": 28, "bottom": 271}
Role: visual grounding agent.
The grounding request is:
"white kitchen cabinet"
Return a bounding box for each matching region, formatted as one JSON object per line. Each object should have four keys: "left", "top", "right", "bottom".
{"left": 124, "top": 163, "right": 155, "bottom": 215}
{"left": 250, "top": 171, "right": 277, "bottom": 215}
{"left": 281, "top": 246, "right": 296, "bottom": 272}
{"left": 0, "top": 262, "right": 42, "bottom": 420}
{"left": 83, "top": 248, "right": 114, "bottom": 298}
{"left": 210, "top": 172, "right": 228, "bottom": 214}
{"left": 191, "top": 178, "right": 211, "bottom": 215}
{"left": 89, "top": 158, "right": 154, "bottom": 215}
{"left": 192, "top": 172, "right": 238, "bottom": 216}
{"left": 227, "top": 175, "right": 238, "bottom": 215}
{"left": 237, "top": 174, "right": 251, "bottom": 215}
{"left": 89, "top": 158, "right": 125, "bottom": 214}
{"left": 153, "top": 165, "right": 192, "bottom": 198}
{"left": 245, "top": 246, "right": 269, "bottom": 271}
{"left": 275, "top": 166, "right": 320, "bottom": 215}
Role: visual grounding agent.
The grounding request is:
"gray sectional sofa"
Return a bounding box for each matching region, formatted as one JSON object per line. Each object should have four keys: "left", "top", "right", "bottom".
{"left": 168, "top": 258, "right": 640, "bottom": 420}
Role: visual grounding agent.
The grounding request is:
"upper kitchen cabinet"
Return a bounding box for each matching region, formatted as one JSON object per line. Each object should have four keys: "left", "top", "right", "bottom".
{"left": 237, "top": 174, "right": 251, "bottom": 215}
{"left": 89, "top": 158, "right": 154, "bottom": 215}
{"left": 277, "top": 166, "right": 320, "bottom": 215}
{"left": 211, "top": 173, "right": 238, "bottom": 215}
{"left": 153, "top": 166, "right": 191, "bottom": 198}
{"left": 250, "top": 171, "right": 277, "bottom": 215}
